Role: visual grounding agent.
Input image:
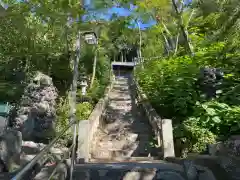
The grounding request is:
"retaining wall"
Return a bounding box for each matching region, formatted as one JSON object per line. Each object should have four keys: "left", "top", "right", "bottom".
{"left": 77, "top": 82, "right": 113, "bottom": 162}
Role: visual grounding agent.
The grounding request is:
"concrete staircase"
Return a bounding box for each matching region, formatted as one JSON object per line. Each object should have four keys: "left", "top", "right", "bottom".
{"left": 90, "top": 77, "right": 159, "bottom": 162}
{"left": 71, "top": 77, "right": 214, "bottom": 180}
{"left": 8, "top": 75, "right": 240, "bottom": 180}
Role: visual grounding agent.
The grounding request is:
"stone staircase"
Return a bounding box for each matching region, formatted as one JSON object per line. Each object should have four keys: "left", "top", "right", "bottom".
{"left": 71, "top": 76, "right": 212, "bottom": 180}
{"left": 71, "top": 76, "right": 240, "bottom": 180}
{"left": 90, "top": 77, "right": 159, "bottom": 162}
{"left": 7, "top": 75, "right": 240, "bottom": 180}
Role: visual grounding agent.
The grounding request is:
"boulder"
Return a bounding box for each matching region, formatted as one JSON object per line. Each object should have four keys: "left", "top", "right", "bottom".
{"left": 197, "top": 67, "right": 224, "bottom": 99}
{"left": 0, "top": 116, "right": 8, "bottom": 137}
{"left": 208, "top": 135, "right": 240, "bottom": 157}
{"left": 0, "top": 129, "right": 22, "bottom": 170}
{"left": 12, "top": 72, "right": 58, "bottom": 142}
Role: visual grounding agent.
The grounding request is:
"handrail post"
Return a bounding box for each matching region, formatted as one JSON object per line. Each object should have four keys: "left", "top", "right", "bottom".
{"left": 69, "top": 30, "right": 81, "bottom": 180}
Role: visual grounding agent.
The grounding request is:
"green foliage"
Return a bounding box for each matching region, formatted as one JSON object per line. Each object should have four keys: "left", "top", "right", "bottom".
{"left": 87, "top": 79, "right": 103, "bottom": 104}
{"left": 175, "top": 118, "right": 216, "bottom": 154}
{"left": 55, "top": 96, "right": 71, "bottom": 144}
{"left": 136, "top": 43, "right": 240, "bottom": 155}
{"left": 191, "top": 101, "right": 240, "bottom": 136}
{"left": 136, "top": 55, "right": 199, "bottom": 120}
{"left": 76, "top": 102, "right": 93, "bottom": 120}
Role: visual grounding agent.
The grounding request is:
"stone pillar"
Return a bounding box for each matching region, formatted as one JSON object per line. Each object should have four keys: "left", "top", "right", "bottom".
{"left": 161, "top": 119, "right": 175, "bottom": 158}
{"left": 77, "top": 120, "right": 89, "bottom": 162}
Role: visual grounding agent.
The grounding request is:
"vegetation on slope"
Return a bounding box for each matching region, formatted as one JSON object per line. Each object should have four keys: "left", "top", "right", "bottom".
{"left": 1, "top": 0, "right": 240, "bottom": 154}
{"left": 135, "top": 0, "right": 240, "bottom": 156}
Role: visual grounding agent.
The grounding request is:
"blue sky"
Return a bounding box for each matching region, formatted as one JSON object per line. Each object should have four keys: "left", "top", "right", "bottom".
{"left": 82, "top": 3, "right": 156, "bottom": 30}
{"left": 1, "top": 0, "right": 192, "bottom": 30}
{"left": 83, "top": 0, "right": 192, "bottom": 30}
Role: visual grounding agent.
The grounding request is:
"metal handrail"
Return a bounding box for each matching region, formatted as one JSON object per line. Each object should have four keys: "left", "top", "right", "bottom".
{"left": 47, "top": 143, "right": 74, "bottom": 180}
{"left": 11, "top": 28, "right": 91, "bottom": 180}
{"left": 11, "top": 119, "right": 78, "bottom": 180}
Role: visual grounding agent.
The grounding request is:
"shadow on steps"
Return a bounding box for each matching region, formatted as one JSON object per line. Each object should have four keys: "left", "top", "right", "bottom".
{"left": 91, "top": 76, "right": 161, "bottom": 161}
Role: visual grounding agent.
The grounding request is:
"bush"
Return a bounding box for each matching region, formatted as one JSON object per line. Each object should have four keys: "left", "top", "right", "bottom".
{"left": 56, "top": 98, "right": 93, "bottom": 146}
{"left": 175, "top": 118, "right": 216, "bottom": 155}
{"left": 191, "top": 101, "right": 240, "bottom": 137}
{"left": 135, "top": 45, "right": 240, "bottom": 155}
{"left": 55, "top": 96, "right": 72, "bottom": 145}
{"left": 56, "top": 74, "right": 108, "bottom": 146}
{"left": 76, "top": 102, "right": 93, "bottom": 120}
{"left": 136, "top": 56, "right": 200, "bottom": 120}
{"left": 86, "top": 79, "right": 104, "bottom": 104}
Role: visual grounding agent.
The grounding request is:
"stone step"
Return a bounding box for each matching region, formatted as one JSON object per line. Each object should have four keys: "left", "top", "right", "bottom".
{"left": 90, "top": 156, "right": 160, "bottom": 163}
{"left": 74, "top": 161, "right": 184, "bottom": 171}
{"left": 165, "top": 155, "right": 240, "bottom": 180}
{"left": 8, "top": 159, "right": 70, "bottom": 180}
{"left": 72, "top": 161, "right": 217, "bottom": 180}
{"left": 91, "top": 143, "right": 139, "bottom": 160}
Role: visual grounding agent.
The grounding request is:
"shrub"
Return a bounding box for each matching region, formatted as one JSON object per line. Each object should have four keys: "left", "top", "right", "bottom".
{"left": 191, "top": 101, "right": 240, "bottom": 137}
{"left": 56, "top": 97, "right": 70, "bottom": 134}
{"left": 55, "top": 96, "right": 72, "bottom": 145}
{"left": 174, "top": 118, "right": 216, "bottom": 155}
{"left": 135, "top": 45, "right": 240, "bottom": 155}
{"left": 56, "top": 98, "right": 93, "bottom": 146}
{"left": 76, "top": 102, "right": 93, "bottom": 121}
{"left": 136, "top": 56, "right": 200, "bottom": 120}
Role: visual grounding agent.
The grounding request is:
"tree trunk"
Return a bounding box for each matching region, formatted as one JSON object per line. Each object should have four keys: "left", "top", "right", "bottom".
{"left": 90, "top": 48, "right": 98, "bottom": 88}
{"left": 162, "top": 31, "right": 171, "bottom": 56}
{"left": 174, "top": 32, "right": 180, "bottom": 56}
{"left": 124, "top": 50, "right": 127, "bottom": 62}
{"left": 120, "top": 51, "right": 123, "bottom": 62}
{"left": 172, "top": 0, "right": 194, "bottom": 56}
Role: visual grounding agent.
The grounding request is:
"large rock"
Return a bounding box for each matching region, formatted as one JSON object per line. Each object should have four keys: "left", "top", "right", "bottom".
{"left": 12, "top": 72, "right": 58, "bottom": 142}
{"left": 197, "top": 67, "right": 224, "bottom": 99}
{"left": 208, "top": 135, "right": 240, "bottom": 157}
{"left": 205, "top": 136, "right": 240, "bottom": 180}
{"left": 165, "top": 155, "right": 240, "bottom": 180}
{"left": 0, "top": 116, "right": 8, "bottom": 137}
{"left": 0, "top": 129, "right": 22, "bottom": 171}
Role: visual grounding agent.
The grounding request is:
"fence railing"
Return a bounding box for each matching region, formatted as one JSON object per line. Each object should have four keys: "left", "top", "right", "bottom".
{"left": 11, "top": 70, "right": 116, "bottom": 180}
{"left": 11, "top": 119, "right": 79, "bottom": 180}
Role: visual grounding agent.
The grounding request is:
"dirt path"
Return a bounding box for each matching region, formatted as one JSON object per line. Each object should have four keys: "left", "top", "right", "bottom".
{"left": 90, "top": 76, "right": 157, "bottom": 161}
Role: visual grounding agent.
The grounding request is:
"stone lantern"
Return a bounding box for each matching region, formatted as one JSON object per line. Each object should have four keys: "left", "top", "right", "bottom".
{"left": 79, "top": 76, "right": 88, "bottom": 96}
